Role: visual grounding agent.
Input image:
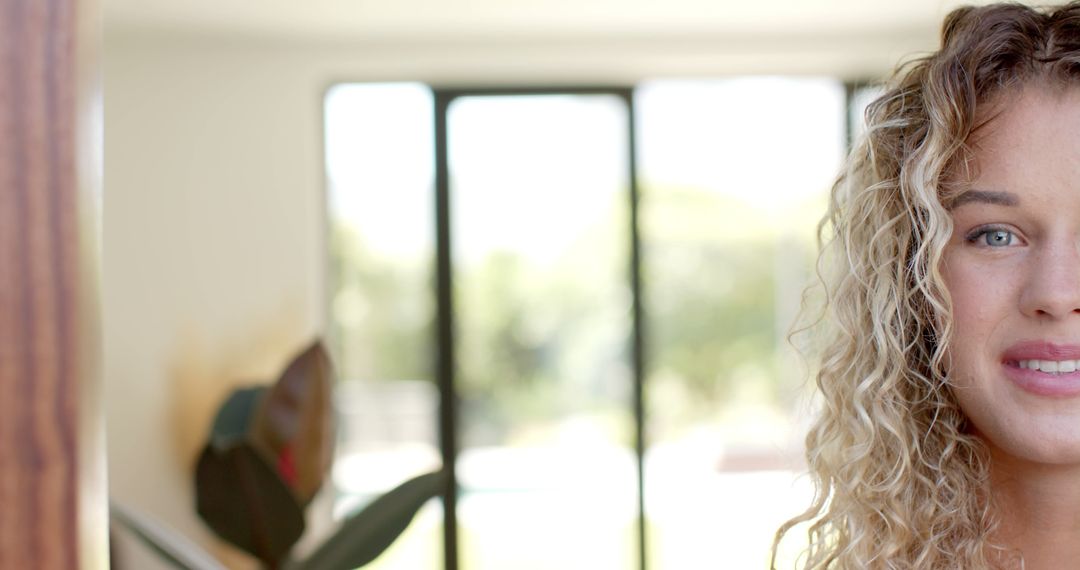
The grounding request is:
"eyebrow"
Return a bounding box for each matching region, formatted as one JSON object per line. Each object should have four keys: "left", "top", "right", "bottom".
{"left": 949, "top": 190, "right": 1020, "bottom": 208}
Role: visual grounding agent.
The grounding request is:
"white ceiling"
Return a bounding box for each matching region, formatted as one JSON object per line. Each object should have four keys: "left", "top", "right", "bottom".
{"left": 104, "top": 0, "right": 996, "bottom": 42}
{"left": 103, "top": 0, "right": 1018, "bottom": 81}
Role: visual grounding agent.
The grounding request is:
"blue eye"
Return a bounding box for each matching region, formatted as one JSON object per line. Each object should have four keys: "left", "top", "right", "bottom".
{"left": 984, "top": 230, "right": 1013, "bottom": 246}
{"left": 967, "top": 227, "right": 1016, "bottom": 247}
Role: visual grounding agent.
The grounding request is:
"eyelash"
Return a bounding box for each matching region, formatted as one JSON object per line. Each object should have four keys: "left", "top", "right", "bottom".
{"left": 964, "top": 225, "right": 1019, "bottom": 247}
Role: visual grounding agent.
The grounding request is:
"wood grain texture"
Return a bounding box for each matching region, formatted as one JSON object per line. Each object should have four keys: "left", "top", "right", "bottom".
{"left": 0, "top": 0, "right": 106, "bottom": 567}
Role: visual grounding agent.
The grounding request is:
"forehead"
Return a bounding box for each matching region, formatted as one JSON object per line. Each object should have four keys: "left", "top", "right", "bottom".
{"left": 975, "top": 85, "right": 1080, "bottom": 141}
{"left": 962, "top": 85, "right": 1080, "bottom": 205}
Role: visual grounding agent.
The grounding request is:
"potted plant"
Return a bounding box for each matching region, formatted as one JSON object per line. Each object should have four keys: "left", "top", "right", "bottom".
{"left": 112, "top": 340, "right": 444, "bottom": 570}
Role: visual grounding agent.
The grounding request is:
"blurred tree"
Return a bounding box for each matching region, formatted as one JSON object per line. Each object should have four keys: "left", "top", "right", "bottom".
{"left": 644, "top": 186, "right": 806, "bottom": 422}
{"left": 327, "top": 184, "right": 814, "bottom": 439}
{"left": 328, "top": 222, "right": 433, "bottom": 384}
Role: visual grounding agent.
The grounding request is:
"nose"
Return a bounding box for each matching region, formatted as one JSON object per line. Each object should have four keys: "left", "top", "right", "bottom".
{"left": 1019, "top": 240, "right": 1080, "bottom": 319}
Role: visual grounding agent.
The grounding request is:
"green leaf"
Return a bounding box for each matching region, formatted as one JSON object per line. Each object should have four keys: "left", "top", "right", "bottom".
{"left": 209, "top": 386, "right": 264, "bottom": 450}
{"left": 292, "top": 470, "right": 445, "bottom": 570}
{"left": 110, "top": 501, "right": 226, "bottom": 570}
{"left": 194, "top": 442, "right": 306, "bottom": 566}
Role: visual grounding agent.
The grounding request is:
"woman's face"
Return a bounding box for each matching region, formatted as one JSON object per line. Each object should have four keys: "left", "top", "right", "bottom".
{"left": 943, "top": 85, "right": 1080, "bottom": 465}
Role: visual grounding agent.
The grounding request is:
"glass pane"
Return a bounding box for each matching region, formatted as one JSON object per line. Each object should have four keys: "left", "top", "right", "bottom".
{"left": 449, "top": 94, "right": 636, "bottom": 569}
{"left": 637, "top": 78, "right": 846, "bottom": 568}
{"left": 324, "top": 83, "right": 442, "bottom": 569}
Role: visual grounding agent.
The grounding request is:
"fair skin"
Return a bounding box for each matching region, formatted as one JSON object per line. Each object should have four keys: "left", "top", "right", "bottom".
{"left": 942, "top": 83, "right": 1080, "bottom": 568}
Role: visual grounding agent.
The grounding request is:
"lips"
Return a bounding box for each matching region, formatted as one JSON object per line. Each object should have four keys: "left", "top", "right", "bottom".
{"left": 1001, "top": 341, "right": 1080, "bottom": 397}
{"left": 1002, "top": 340, "right": 1080, "bottom": 362}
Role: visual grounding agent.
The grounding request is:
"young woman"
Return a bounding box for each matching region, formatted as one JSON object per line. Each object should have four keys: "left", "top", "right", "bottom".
{"left": 774, "top": 3, "right": 1080, "bottom": 568}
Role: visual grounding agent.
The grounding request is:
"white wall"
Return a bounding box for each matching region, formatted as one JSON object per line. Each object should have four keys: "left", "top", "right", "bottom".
{"left": 103, "top": 34, "right": 332, "bottom": 568}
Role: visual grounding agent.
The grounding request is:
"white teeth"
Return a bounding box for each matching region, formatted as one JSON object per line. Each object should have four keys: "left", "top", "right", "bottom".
{"left": 1019, "top": 359, "right": 1080, "bottom": 373}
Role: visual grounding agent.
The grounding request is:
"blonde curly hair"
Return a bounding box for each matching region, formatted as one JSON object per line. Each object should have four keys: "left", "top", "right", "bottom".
{"left": 773, "top": 3, "right": 1080, "bottom": 568}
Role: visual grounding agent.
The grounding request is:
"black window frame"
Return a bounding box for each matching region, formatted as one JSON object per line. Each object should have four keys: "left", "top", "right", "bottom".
{"left": 432, "top": 86, "right": 646, "bottom": 570}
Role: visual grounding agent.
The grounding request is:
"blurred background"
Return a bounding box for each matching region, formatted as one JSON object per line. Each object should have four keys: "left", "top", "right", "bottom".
{"left": 101, "top": 0, "right": 995, "bottom": 568}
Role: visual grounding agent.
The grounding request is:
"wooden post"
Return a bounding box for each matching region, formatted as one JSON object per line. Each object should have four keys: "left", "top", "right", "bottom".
{"left": 0, "top": 0, "right": 107, "bottom": 568}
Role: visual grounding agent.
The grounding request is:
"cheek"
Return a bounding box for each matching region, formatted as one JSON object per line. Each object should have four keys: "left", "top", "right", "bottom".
{"left": 943, "top": 279, "right": 998, "bottom": 427}
{"left": 942, "top": 255, "right": 1018, "bottom": 369}
{"left": 951, "top": 292, "right": 994, "bottom": 343}
{"left": 944, "top": 265, "right": 982, "bottom": 343}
